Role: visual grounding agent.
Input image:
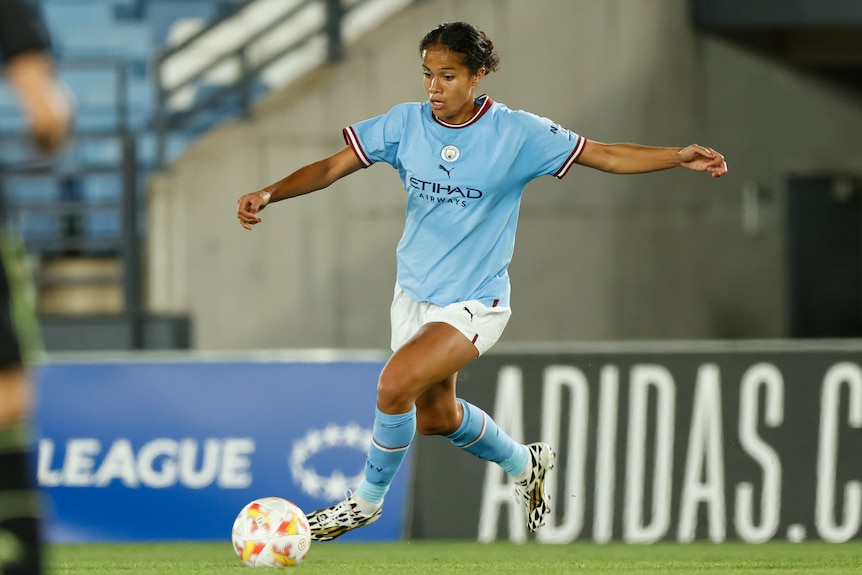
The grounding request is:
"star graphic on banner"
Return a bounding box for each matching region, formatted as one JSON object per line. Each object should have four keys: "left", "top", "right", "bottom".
{"left": 289, "top": 424, "right": 372, "bottom": 499}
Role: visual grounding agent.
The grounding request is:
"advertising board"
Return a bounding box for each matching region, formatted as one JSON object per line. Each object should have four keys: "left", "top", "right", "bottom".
{"left": 33, "top": 355, "right": 405, "bottom": 542}
{"left": 410, "top": 343, "right": 862, "bottom": 543}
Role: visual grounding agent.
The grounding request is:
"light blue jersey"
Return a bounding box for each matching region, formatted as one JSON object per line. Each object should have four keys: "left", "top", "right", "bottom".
{"left": 343, "top": 95, "right": 586, "bottom": 308}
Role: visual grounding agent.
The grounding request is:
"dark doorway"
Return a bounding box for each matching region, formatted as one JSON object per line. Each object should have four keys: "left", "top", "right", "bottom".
{"left": 786, "top": 175, "right": 862, "bottom": 337}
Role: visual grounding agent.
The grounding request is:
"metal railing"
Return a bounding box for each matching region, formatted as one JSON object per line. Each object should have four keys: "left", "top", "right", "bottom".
{"left": 153, "top": 0, "right": 413, "bottom": 166}
{"left": 0, "top": 58, "right": 143, "bottom": 337}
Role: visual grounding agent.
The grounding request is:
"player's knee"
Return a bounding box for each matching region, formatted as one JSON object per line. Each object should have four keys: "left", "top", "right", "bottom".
{"left": 376, "top": 367, "right": 418, "bottom": 413}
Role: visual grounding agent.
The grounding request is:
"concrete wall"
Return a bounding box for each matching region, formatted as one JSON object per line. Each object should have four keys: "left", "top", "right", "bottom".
{"left": 146, "top": 0, "right": 862, "bottom": 350}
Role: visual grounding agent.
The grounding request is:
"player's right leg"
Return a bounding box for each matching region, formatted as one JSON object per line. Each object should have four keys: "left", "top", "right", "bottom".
{"left": 305, "top": 404, "right": 416, "bottom": 541}
{"left": 307, "top": 321, "right": 477, "bottom": 541}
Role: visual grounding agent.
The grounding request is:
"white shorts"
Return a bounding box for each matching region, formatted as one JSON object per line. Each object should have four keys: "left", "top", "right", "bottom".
{"left": 390, "top": 284, "right": 512, "bottom": 356}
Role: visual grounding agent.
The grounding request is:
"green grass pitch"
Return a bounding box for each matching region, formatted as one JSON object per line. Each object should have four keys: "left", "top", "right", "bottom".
{"left": 48, "top": 540, "right": 862, "bottom": 574}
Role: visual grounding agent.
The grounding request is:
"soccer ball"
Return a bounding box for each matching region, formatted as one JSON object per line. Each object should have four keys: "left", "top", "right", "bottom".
{"left": 231, "top": 497, "right": 311, "bottom": 567}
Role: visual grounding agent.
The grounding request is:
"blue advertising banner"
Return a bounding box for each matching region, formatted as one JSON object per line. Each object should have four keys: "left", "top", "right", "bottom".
{"left": 32, "top": 354, "right": 404, "bottom": 543}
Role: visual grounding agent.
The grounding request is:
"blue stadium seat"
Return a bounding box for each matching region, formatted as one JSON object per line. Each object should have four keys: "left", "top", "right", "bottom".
{"left": 135, "top": 131, "right": 157, "bottom": 167}
{"left": 1, "top": 176, "right": 63, "bottom": 242}
{"left": 78, "top": 174, "right": 123, "bottom": 240}
{"left": 58, "top": 24, "right": 152, "bottom": 66}
{"left": 3, "top": 175, "right": 59, "bottom": 204}
{"left": 59, "top": 68, "right": 125, "bottom": 131}
{"left": 128, "top": 77, "right": 155, "bottom": 130}
{"left": 136, "top": 129, "right": 190, "bottom": 167}
{"left": 41, "top": 1, "right": 114, "bottom": 32}
{"left": 0, "top": 84, "right": 18, "bottom": 108}
{"left": 111, "top": 0, "right": 145, "bottom": 20}
{"left": 76, "top": 139, "right": 124, "bottom": 167}
{"left": 147, "top": 0, "right": 219, "bottom": 45}
{"left": 0, "top": 138, "right": 34, "bottom": 165}
{"left": 0, "top": 85, "right": 26, "bottom": 132}
{"left": 79, "top": 173, "right": 122, "bottom": 202}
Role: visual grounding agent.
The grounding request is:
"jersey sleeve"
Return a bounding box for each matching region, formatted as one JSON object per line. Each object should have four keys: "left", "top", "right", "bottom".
{"left": 514, "top": 110, "right": 587, "bottom": 180}
{"left": 342, "top": 104, "right": 409, "bottom": 169}
{"left": 0, "top": 0, "right": 51, "bottom": 62}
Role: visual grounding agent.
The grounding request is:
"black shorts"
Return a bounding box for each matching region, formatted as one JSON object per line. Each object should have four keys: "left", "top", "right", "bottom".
{"left": 0, "top": 254, "right": 23, "bottom": 369}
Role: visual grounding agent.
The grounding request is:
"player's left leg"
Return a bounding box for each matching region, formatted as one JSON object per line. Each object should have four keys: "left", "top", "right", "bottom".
{"left": 414, "top": 299, "right": 555, "bottom": 532}
{"left": 407, "top": 349, "right": 556, "bottom": 531}
{"left": 413, "top": 378, "right": 530, "bottom": 478}
{"left": 433, "top": 394, "right": 556, "bottom": 532}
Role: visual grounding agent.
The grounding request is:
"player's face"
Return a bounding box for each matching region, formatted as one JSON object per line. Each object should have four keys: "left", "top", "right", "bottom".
{"left": 422, "top": 46, "right": 485, "bottom": 124}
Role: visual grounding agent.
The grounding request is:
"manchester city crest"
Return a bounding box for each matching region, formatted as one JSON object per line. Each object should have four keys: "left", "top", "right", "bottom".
{"left": 440, "top": 145, "right": 460, "bottom": 163}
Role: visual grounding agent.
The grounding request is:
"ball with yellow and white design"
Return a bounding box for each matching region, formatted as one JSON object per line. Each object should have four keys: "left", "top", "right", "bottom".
{"left": 232, "top": 497, "right": 311, "bottom": 567}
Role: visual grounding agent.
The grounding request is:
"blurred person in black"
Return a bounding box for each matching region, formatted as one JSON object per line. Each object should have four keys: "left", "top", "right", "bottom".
{"left": 0, "top": 0, "right": 71, "bottom": 573}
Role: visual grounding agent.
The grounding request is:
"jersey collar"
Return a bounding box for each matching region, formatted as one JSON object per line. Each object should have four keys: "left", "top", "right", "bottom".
{"left": 431, "top": 94, "right": 493, "bottom": 129}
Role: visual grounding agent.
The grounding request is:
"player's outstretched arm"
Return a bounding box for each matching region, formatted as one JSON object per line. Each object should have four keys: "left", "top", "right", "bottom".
{"left": 576, "top": 141, "right": 728, "bottom": 178}
{"left": 237, "top": 146, "right": 363, "bottom": 230}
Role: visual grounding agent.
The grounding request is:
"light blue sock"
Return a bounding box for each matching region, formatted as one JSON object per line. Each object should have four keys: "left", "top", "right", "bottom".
{"left": 446, "top": 399, "right": 528, "bottom": 477}
{"left": 355, "top": 406, "right": 416, "bottom": 505}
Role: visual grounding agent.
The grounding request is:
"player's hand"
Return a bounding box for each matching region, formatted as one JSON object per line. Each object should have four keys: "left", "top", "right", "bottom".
{"left": 237, "top": 190, "right": 272, "bottom": 230}
{"left": 6, "top": 53, "right": 73, "bottom": 154}
{"left": 679, "top": 144, "right": 728, "bottom": 178}
{"left": 29, "top": 91, "right": 71, "bottom": 153}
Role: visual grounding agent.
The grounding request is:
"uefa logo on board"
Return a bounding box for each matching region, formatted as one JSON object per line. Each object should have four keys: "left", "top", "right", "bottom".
{"left": 289, "top": 424, "right": 373, "bottom": 500}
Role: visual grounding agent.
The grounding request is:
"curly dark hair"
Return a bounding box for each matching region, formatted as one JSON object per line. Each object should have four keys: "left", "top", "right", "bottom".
{"left": 419, "top": 22, "right": 500, "bottom": 76}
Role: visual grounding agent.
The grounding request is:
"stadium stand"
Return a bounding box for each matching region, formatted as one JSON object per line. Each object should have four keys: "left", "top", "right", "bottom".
{"left": 0, "top": 0, "right": 416, "bottom": 349}
{"left": 0, "top": 0, "right": 243, "bottom": 318}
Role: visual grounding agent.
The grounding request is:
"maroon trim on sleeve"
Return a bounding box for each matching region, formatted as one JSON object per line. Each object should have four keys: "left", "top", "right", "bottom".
{"left": 342, "top": 126, "right": 372, "bottom": 168}
{"left": 554, "top": 135, "right": 587, "bottom": 179}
